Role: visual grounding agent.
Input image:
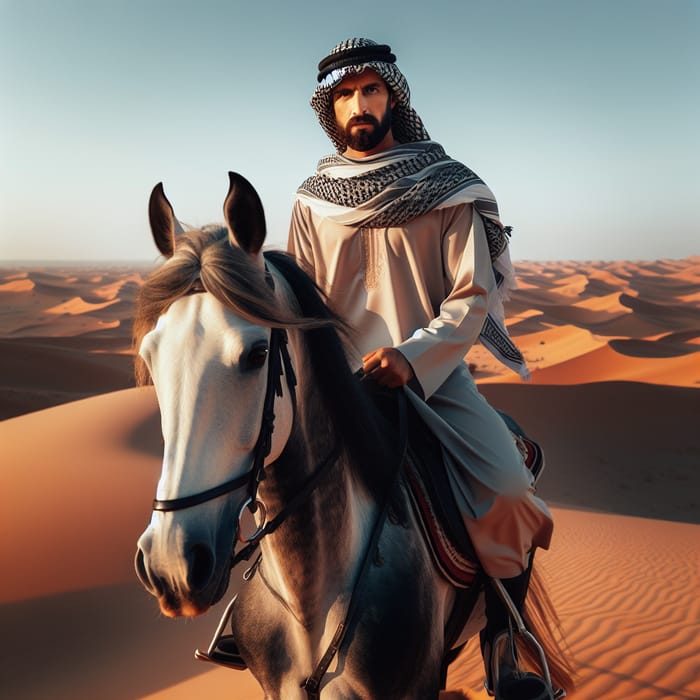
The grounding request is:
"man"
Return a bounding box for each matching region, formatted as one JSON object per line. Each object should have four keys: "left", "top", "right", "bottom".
{"left": 288, "top": 38, "right": 556, "bottom": 697}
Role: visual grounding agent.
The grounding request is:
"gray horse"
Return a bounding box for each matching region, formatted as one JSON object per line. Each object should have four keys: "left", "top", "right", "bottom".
{"left": 134, "top": 173, "right": 572, "bottom": 699}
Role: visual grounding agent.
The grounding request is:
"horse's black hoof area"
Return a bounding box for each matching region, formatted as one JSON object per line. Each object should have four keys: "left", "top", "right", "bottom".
{"left": 497, "top": 671, "right": 553, "bottom": 700}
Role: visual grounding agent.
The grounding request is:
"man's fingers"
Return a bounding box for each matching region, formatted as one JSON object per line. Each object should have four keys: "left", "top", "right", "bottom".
{"left": 361, "top": 347, "right": 414, "bottom": 387}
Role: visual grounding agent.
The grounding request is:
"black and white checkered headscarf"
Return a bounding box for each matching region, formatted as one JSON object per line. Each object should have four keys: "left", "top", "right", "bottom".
{"left": 311, "top": 38, "right": 430, "bottom": 153}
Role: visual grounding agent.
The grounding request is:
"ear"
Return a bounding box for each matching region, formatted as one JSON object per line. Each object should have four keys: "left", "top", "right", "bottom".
{"left": 224, "top": 172, "right": 266, "bottom": 256}
{"left": 148, "top": 182, "right": 185, "bottom": 258}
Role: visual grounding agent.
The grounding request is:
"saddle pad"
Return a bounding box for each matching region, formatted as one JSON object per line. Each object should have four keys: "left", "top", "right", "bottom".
{"left": 404, "top": 410, "right": 545, "bottom": 590}
{"left": 405, "top": 457, "right": 480, "bottom": 589}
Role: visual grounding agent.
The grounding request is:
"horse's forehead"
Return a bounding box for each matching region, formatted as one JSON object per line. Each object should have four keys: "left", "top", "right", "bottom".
{"left": 152, "top": 293, "right": 268, "bottom": 353}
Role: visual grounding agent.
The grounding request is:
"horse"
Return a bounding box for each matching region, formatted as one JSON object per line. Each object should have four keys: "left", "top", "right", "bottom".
{"left": 133, "top": 172, "right": 573, "bottom": 699}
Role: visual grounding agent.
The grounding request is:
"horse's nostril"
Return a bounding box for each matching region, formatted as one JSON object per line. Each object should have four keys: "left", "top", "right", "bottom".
{"left": 135, "top": 548, "right": 150, "bottom": 588}
{"left": 188, "top": 544, "right": 215, "bottom": 592}
{"left": 135, "top": 547, "right": 166, "bottom": 596}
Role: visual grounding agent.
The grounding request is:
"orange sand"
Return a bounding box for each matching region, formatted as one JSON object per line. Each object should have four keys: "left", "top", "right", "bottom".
{"left": 1, "top": 258, "right": 698, "bottom": 699}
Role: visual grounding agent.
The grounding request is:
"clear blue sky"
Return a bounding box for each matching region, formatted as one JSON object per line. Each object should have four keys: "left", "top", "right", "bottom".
{"left": 1, "top": 0, "right": 698, "bottom": 262}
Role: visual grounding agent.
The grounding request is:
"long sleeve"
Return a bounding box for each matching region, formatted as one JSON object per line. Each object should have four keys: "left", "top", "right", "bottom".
{"left": 287, "top": 199, "right": 317, "bottom": 279}
{"left": 397, "top": 204, "right": 495, "bottom": 399}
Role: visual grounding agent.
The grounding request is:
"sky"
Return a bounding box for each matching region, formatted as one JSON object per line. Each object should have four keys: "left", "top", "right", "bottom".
{"left": 0, "top": 0, "right": 698, "bottom": 263}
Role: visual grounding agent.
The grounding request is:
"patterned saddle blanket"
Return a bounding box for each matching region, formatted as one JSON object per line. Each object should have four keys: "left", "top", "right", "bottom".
{"left": 400, "top": 398, "right": 545, "bottom": 590}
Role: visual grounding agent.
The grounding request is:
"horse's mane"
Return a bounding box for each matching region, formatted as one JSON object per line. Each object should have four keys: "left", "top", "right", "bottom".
{"left": 132, "top": 226, "right": 395, "bottom": 501}
{"left": 265, "top": 250, "right": 397, "bottom": 500}
{"left": 133, "top": 226, "right": 339, "bottom": 384}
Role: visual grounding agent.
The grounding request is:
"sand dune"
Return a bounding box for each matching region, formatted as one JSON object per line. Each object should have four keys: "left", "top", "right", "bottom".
{"left": 0, "top": 388, "right": 161, "bottom": 602}
{"left": 0, "top": 337, "right": 134, "bottom": 419}
{"left": 524, "top": 344, "right": 698, "bottom": 387}
{"left": 1, "top": 385, "right": 698, "bottom": 699}
{"left": 45, "top": 295, "right": 121, "bottom": 316}
{"left": 474, "top": 258, "right": 700, "bottom": 385}
{"left": 0, "top": 278, "right": 35, "bottom": 293}
{"left": 2, "top": 258, "right": 698, "bottom": 415}
{"left": 1, "top": 258, "right": 698, "bottom": 699}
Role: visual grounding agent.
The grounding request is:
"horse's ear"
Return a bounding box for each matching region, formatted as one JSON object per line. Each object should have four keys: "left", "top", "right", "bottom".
{"left": 224, "top": 172, "right": 266, "bottom": 257}
{"left": 148, "top": 183, "right": 185, "bottom": 258}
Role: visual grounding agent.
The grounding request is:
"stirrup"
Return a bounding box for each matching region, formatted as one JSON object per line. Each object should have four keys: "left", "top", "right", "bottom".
{"left": 486, "top": 630, "right": 553, "bottom": 700}
{"left": 485, "top": 580, "right": 566, "bottom": 700}
{"left": 194, "top": 595, "right": 248, "bottom": 670}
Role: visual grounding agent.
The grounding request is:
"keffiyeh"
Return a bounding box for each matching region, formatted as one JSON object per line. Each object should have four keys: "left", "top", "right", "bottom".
{"left": 311, "top": 38, "right": 429, "bottom": 153}
{"left": 304, "top": 38, "right": 529, "bottom": 379}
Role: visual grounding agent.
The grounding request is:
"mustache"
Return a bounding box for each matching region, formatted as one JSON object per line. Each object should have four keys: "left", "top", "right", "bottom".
{"left": 347, "top": 115, "right": 380, "bottom": 128}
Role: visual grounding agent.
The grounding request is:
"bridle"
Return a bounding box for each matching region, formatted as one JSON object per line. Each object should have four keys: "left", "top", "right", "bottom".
{"left": 148, "top": 268, "right": 341, "bottom": 563}
{"left": 146, "top": 270, "right": 408, "bottom": 699}
{"left": 151, "top": 322, "right": 297, "bottom": 539}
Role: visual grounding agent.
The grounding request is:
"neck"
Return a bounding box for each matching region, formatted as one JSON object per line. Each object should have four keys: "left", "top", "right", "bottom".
{"left": 258, "top": 440, "right": 372, "bottom": 630}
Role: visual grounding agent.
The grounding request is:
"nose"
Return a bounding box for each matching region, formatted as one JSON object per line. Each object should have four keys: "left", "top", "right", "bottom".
{"left": 135, "top": 542, "right": 162, "bottom": 595}
{"left": 135, "top": 534, "right": 217, "bottom": 599}
{"left": 350, "top": 89, "right": 367, "bottom": 115}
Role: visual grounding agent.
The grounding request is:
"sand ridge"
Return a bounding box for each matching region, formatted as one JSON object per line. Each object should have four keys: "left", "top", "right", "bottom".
{"left": 1, "top": 258, "right": 698, "bottom": 699}
{"left": 472, "top": 258, "right": 700, "bottom": 387}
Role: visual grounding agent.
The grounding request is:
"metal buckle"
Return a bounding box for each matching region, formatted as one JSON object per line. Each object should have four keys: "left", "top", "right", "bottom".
{"left": 237, "top": 497, "right": 267, "bottom": 543}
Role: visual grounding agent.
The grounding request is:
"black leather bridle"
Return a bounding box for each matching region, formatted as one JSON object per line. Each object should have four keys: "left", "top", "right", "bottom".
{"left": 151, "top": 324, "right": 297, "bottom": 520}
{"left": 148, "top": 270, "right": 341, "bottom": 566}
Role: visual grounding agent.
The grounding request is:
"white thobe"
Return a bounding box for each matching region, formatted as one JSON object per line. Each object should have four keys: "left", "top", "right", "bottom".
{"left": 288, "top": 199, "right": 552, "bottom": 577}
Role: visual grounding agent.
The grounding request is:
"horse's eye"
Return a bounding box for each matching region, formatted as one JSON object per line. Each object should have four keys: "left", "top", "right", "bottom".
{"left": 244, "top": 342, "right": 269, "bottom": 371}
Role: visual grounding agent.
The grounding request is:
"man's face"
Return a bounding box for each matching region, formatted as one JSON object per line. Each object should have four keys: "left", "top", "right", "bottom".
{"left": 332, "top": 69, "right": 395, "bottom": 154}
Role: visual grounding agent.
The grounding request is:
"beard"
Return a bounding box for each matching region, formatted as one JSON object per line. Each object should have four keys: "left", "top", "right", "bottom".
{"left": 341, "top": 102, "right": 393, "bottom": 152}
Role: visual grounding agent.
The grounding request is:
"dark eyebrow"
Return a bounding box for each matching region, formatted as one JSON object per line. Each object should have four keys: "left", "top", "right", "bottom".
{"left": 333, "top": 81, "right": 383, "bottom": 97}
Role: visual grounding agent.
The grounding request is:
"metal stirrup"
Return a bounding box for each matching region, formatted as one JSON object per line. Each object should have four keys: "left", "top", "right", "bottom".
{"left": 490, "top": 578, "right": 558, "bottom": 696}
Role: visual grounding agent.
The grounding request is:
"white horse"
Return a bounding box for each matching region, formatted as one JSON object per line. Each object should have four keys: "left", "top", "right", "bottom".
{"left": 134, "top": 173, "right": 572, "bottom": 699}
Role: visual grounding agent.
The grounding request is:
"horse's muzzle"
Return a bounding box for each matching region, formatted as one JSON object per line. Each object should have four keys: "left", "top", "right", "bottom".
{"left": 134, "top": 533, "right": 231, "bottom": 617}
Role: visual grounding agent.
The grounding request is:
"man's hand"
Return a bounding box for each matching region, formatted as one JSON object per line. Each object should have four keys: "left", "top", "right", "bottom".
{"left": 362, "top": 347, "right": 415, "bottom": 388}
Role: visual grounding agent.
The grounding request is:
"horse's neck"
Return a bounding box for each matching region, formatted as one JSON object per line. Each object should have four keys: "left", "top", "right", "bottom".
{"left": 257, "top": 431, "right": 374, "bottom": 629}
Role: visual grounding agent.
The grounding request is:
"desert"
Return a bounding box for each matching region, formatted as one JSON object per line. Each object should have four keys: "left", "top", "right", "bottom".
{"left": 1, "top": 257, "right": 698, "bottom": 699}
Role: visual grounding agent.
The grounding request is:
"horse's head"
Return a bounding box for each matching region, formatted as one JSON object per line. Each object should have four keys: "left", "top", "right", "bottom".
{"left": 134, "top": 173, "right": 295, "bottom": 617}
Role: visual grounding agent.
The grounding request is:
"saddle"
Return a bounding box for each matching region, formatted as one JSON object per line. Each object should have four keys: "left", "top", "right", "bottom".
{"left": 371, "top": 385, "right": 544, "bottom": 592}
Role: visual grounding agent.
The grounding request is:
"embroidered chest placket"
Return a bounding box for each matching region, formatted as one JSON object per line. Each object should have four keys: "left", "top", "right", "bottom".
{"left": 360, "top": 227, "right": 385, "bottom": 291}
